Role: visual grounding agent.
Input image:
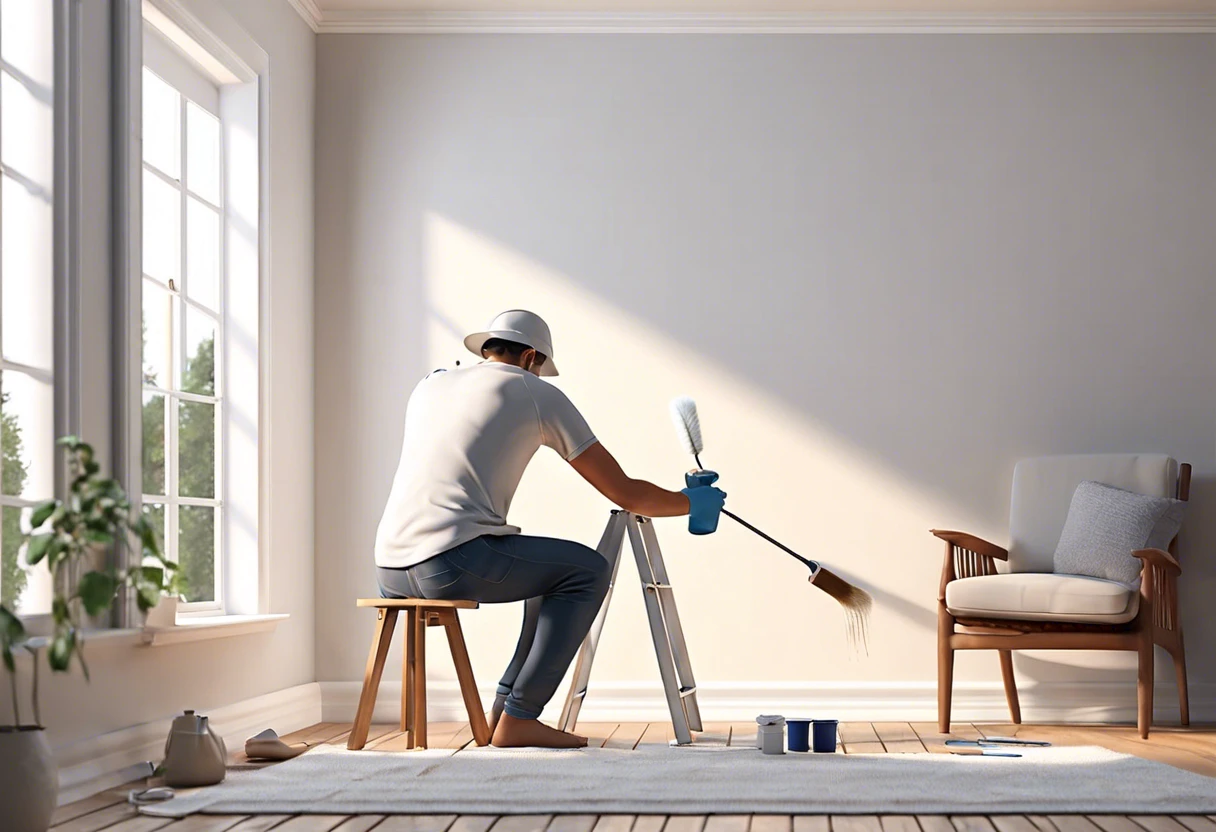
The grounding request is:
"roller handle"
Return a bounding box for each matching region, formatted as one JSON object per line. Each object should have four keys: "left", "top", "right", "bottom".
{"left": 720, "top": 509, "right": 820, "bottom": 573}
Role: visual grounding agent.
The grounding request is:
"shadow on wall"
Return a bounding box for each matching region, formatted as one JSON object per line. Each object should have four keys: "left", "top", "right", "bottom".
{"left": 315, "top": 33, "right": 1216, "bottom": 692}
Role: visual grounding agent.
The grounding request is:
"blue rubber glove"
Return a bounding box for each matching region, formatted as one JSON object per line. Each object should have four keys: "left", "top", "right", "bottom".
{"left": 682, "top": 470, "right": 726, "bottom": 535}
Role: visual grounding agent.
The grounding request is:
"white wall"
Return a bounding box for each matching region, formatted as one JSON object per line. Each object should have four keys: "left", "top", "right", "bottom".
{"left": 314, "top": 34, "right": 1216, "bottom": 720}
{"left": 32, "top": 0, "right": 316, "bottom": 754}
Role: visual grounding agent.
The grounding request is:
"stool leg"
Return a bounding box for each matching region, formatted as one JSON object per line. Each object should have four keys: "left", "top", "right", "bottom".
{"left": 442, "top": 609, "right": 491, "bottom": 746}
{"left": 403, "top": 610, "right": 416, "bottom": 741}
{"left": 349, "top": 608, "right": 397, "bottom": 750}
{"left": 413, "top": 608, "right": 428, "bottom": 749}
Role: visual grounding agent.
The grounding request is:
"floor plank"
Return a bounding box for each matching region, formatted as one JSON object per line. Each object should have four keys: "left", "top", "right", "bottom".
{"left": 663, "top": 818, "right": 707, "bottom": 832}
{"left": 449, "top": 817, "right": 498, "bottom": 832}
{"left": 873, "top": 723, "right": 927, "bottom": 754}
{"left": 1044, "top": 818, "right": 1101, "bottom": 832}
{"left": 331, "top": 820, "right": 386, "bottom": 832}
{"left": 377, "top": 817, "right": 459, "bottom": 832}
{"left": 490, "top": 816, "right": 553, "bottom": 832}
{"left": 580, "top": 723, "right": 621, "bottom": 749}
{"left": 224, "top": 817, "right": 292, "bottom": 832}
{"left": 604, "top": 722, "right": 649, "bottom": 750}
{"left": 1087, "top": 820, "right": 1145, "bottom": 832}
{"left": 918, "top": 817, "right": 957, "bottom": 832}
{"left": 791, "top": 818, "right": 829, "bottom": 832}
{"left": 838, "top": 722, "right": 880, "bottom": 754}
{"left": 703, "top": 817, "right": 750, "bottom": 832}
{"left": 991, "top": 819, "right": 1042, "bottom": 832}
{"left": 548, "top": 817, "right": 600, "bottom": 832}
{"left": 1129, "top": 819, "right": 1191, "bottom": 832}
{"left": 272, "top": 818, "right": 359, "bottom": 832}
{"left": 832, "top": 818, "right": 883, "bottom": 832}
{"left": 98, "top": 818, "right": 177, "bottom": 832}
{"left": 159, "top": 818, "right": 250, "bottom": 832}
{"left": 880, "top": 817, "right": 921, "bottom": 832}
{"left": 1174, "top": 819, "right": 1216, "bottom": 832}
{"left": 696, "top": 722, "right": 733, "bottom": 746}
{"left": 591, "top": 816, "right": 636, "bottom": 832}
{"left": 633, "top": 817, "right": 667, "bottom": 832}
{"left": 638, "top": 722, "right": 673, "bottom": 747}
{"left": 52, "top": 791, "right": 129, "bottom": 826}
{"left": 52, "top": 801, "right": 142, "bottom": 832}
{"left": 951, "top": 819, "right": 998, "bottom": 832}
{"left": 751, "top": 817, "right": 792, "bottom": 832}
{"left": 728, "top": 722, "right": 758, "bottom": 748}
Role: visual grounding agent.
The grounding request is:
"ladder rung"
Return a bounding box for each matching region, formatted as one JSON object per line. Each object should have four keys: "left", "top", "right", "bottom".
{"left": 679, "top": 686, "right": 697, "bottom": 697}
{"left": 644, "top": 583, "right": 672, "bottom": 591}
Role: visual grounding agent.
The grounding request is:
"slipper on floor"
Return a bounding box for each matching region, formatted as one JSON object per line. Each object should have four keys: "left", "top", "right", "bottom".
{"left": 244, "top": 729, "right": 310, "bottom": 760}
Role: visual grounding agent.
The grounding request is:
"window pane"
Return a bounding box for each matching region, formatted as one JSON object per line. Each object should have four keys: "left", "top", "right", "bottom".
{"left": 178, "top": 399, "right": 214, "bottom": 499}
{"left": 1, "top": 69, "right": 54, "bottom": 193}
{"left": 1, "top": 370, "right": 53, "bottom": 499}
{"left": 2, "top": 506, "right": 51, "bottom": 616}
{"left": 142, "top": 68, "right": 180, "bottom": 178}
{"left": 186, "top": 198, "right": 220, "bottom": 312}
{"left": 1, "top": 173, "right": 54, "bottom": 370}
{"left": 182, "top": 307, "right": 216, "bottom": 396}
{"left": 1, "top": 0, "right": 54, "bottom": 88}
{"left": 178, "top": 504, "right": 215, "bottom": 603}
{"left": 141, "top": 502, "right": 165, "bottom": 567}
{"left": 186, "top": 102, "right": 220, "bottom": 205}
{"left": 142, "top": 173, "right": 181, "bottom": 284}
{"left": 141, "top": 391, "right": 165, "bottom": 496}
{"left": 142, "top": 279, "right": 173, "bottom": 389}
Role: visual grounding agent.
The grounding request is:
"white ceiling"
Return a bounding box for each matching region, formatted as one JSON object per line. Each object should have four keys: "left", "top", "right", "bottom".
{"left": 316, "top": 0, "right": 1216, "bottom": 9}
{"left": 294, "top": 0, "right": 1216, "bottom": 32}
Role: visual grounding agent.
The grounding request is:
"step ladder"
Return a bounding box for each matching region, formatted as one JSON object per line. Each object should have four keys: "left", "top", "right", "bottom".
{"left": 558, "top": 510, "right": 703, "bottom": 744}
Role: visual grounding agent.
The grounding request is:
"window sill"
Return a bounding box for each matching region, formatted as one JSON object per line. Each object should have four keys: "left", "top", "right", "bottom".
{"left": 141, "top": 613, "right": 289, "bottom": 646}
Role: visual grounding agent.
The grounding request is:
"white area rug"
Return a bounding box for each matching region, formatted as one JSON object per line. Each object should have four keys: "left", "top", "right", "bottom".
{"left": 142, "top": 743, "right": 1216, "bottom": 817}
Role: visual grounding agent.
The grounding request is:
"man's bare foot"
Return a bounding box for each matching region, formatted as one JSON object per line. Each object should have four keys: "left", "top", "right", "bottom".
{"left": 491, "top": 714, "right": 587, "bottom": 749}
{"left": 488, "top": 699, "right": 505, "bottom": 738}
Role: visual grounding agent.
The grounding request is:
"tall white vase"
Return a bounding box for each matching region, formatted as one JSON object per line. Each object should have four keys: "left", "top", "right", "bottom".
{"left": 0, "top": 727, "right": 58, "bottom": 832}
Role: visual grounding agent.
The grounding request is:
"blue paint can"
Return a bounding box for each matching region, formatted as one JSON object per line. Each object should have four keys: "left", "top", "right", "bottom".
{"left": 786, "top": 719, "right": 812, "bottom": 753}
{"left": 812, "top": 719, "right": 838, "bottom": 753}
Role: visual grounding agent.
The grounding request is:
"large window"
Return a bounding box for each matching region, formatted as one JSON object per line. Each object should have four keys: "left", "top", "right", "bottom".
{"left": 0, "top": 0, "right": 55, "bottom": 617}
{"left": 140, "top": 49, "right": 224, "bottom": 611}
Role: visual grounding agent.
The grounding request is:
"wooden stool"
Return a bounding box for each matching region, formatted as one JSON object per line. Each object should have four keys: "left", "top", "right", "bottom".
{"left": 348, "top": 599, "right": 492, "bottom": 750}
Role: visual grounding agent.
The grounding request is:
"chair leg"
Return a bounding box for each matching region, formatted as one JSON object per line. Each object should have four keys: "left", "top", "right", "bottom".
{"left": 403, "top": 610, "right": 416, "bottom": 740}
{"left": 1171, "top": 630, "right": 1189, "bottom": 727}
{"left": 938, "top": 607, "right": 955, "bottom": 734}
{"left": 998, "top": 649, "right": 1022, "bottom": 725}
{"left": 413, "top": 609, "right": 428, "bottom": 749}
{"left": 442, "top": 609, "right": 492, "bottom": 746}
{"left": 1137, "top": 634, "right": 1155, "bottom": 739}
{"left": 349, "top": 608, "right": 398, "bottom": 750}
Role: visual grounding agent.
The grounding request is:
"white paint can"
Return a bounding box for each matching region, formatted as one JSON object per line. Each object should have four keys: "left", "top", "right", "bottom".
{"left": 756, "top": 715, "right": 785, "bottom": 755}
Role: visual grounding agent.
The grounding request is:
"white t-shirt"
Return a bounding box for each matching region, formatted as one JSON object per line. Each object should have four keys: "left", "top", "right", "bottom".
{"left": 374, "top": 361, "right": 598, "bottom": 569}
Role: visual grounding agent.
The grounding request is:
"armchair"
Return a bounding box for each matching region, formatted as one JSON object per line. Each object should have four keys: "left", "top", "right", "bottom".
{"left": 934, "top": 455, "right": 1191, "bottom": 739}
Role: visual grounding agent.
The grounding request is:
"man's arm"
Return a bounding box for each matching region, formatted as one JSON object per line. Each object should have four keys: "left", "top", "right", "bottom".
{"left": 568, "top": 442, "right": 690, "bottom": 517}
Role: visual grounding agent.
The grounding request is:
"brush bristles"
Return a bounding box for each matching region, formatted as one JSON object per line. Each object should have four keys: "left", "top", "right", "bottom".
{"left": 809, "top": 567, "right": 872, "bottom": 655}
{"left": 669, "top": 396, "right": 704, "bottom": 457}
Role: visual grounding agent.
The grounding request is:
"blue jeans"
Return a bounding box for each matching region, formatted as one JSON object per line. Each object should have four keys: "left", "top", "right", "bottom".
{"left": 377, "top": 534, "right": 611, "bottom": 721}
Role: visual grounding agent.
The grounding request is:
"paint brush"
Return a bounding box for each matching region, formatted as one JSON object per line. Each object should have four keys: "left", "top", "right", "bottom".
{"left": 668, "top": 396, "right": 873, "bottom": 649}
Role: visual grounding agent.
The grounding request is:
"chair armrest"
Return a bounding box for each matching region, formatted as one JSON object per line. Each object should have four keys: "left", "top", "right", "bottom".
{"left": 1132, "top": 547, "right": 1181, "bottom": 577}
{"left": 930, "top": 530, "right": 1009, "bottom": 561}
{"left": 932, "top": 529, "right": 1009, "bottom": 602}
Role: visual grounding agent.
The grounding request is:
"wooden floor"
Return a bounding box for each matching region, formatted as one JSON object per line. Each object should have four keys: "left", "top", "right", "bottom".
{"left": 51, "top": 721, "right": 1216, "bottom": 832}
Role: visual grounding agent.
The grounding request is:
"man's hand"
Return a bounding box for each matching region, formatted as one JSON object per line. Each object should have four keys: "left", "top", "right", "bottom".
{"left": 568, "top": 442, "right": 690, "bottom": 517}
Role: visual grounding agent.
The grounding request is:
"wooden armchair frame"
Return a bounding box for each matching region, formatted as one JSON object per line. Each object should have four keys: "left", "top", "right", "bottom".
{"left": 935, "top": 463, "right": 1191, "bottom": 739}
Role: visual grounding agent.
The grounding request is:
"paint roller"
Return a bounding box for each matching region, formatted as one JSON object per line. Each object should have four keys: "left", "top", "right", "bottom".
{"left": 669, "top": 396, "right": 873, "bottom": 650}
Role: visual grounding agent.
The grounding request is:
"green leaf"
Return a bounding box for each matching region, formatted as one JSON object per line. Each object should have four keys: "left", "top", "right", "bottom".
{"left": 48, "top": 629, "right": 76, "bottom": 672}
{"left": 139, "top": 565, "right": 164, "bottom": 588}
{"left": 25, "top": 533, "right": 54, "bottom": 566}
{"left": 2, "top": 645, "right": 12, "bottom": 673}
{"left": 84, "top": 529, "right": 113, "bottom": 545}
{"left": 30, "top": 500, "right": 58, "bottom": 529}
{"left": 0, "top": 606, "right": 26, "bottom": 658}
{"left": 56, "top": 435, "right": 82, "bottom": 449}
{"left": 51, "top": 597, "right": 70, "bottom": 626}
{"left": 77, "top": 571, "right": 118, "bottom": 616}
{"left": 136, "top": 583, "right": 161, "bottom": 613}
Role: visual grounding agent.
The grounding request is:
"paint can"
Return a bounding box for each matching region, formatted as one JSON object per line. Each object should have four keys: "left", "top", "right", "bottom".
{"left": 786, "top": 718, "right": 812, "bottom": 752}
{"left": 812, "top": 719, "right": 838, "bottom": 753}
{"left": 756, "top": 715, "right": 785, "bottom": 755}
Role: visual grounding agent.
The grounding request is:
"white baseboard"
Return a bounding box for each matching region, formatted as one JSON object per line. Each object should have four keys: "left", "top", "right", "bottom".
{"left": 320, "top": 679, "right": 1211, "bottom": 726}
{"left": 54, "top": 682, "right": 322, "bottom": 806}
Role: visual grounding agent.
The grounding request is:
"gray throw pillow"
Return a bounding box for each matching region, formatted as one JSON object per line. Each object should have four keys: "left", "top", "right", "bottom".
{"left": 1053, "top": 480, "right": 1185, "bottom": 587}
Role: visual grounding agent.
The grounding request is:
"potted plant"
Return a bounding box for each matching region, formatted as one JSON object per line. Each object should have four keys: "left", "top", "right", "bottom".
{"left": 0, "top": 437, "right": 179, "bottom": 832}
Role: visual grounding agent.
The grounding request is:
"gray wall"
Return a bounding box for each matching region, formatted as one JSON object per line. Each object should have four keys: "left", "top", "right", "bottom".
{"left": 315, "top": 34, "right": 1216, "bottom": 714}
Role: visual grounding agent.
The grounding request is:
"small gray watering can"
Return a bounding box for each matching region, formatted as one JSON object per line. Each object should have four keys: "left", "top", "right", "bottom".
{"left": 161, "top": 709, "right": 227, "bottom": 787}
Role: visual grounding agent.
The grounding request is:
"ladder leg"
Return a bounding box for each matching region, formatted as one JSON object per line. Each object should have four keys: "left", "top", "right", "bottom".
{"left": 638, "top": 519, "right": 703, "bottom": 733}
{"left": 627, "top": 517, "right": 695, "bottom": 745}
{"left": 558, "top": 511, "right": 628, "bottom": 732}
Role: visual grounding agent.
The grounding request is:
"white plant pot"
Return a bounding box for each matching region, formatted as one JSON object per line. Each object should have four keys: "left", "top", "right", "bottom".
{"left": 144, "top": 595, "right": 180, "bottom": 629}
{"left": 0, "top": 727, "right": 59, "bottom": 832}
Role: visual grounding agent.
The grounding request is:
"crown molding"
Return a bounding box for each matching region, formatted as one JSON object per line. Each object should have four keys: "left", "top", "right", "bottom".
{"left": 285, "top": 0, "right": 323, "bottom": 33}
{"left": 312, "top": 10, "right": 1216, "bottom": 34}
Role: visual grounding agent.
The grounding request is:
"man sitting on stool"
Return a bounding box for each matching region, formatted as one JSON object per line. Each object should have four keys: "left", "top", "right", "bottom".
{"left": 374, "top": 309, "right": 727, "bottom": 749}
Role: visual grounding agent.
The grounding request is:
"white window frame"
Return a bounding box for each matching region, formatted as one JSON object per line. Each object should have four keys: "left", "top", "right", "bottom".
{"left": 121, "top": 0, "right": 267, "bottom": 622}
{"left": 140, "top": 42, "right": 227, "bottom": 614}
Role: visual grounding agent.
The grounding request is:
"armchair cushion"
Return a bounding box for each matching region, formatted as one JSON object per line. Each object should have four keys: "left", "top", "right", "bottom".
{"left": 945, "top": 573, "right": 1138, "bottom": 624}
{"left": 1053, "top": 481, "right": 1184, "bottom": 586}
